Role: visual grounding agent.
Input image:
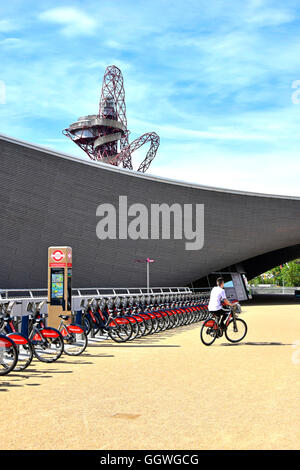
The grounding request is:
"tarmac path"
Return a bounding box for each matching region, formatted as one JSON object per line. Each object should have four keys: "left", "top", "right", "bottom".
{"left": 1, "top": 301, "right": 300, "bottom": 450}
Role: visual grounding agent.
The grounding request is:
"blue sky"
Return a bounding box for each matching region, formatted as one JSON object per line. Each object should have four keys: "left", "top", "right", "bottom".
{"left": 1, "top": 0, "right": 300, "bottom": 195}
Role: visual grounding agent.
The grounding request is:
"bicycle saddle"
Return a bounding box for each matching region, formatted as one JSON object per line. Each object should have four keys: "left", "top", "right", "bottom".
{"left": 59, "top": 315, "right": 70, "bottom": 320}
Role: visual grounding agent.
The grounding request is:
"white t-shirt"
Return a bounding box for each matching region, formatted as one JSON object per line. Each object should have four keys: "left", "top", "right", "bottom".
{"left": 208, "top": 286, "right": 226, "bottom": 311}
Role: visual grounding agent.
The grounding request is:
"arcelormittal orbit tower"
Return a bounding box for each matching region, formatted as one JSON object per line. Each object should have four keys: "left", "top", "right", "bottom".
{"left": 63, "top": 65, "right": 160, "bottom": 172}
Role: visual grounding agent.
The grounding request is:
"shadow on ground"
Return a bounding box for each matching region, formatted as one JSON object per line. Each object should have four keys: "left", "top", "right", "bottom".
{"left": 0, "top": 322, "right": 200, "bottom": 391}
{"left": 87, "top": 322, "right": 199, "bottom": 348}
{"left": 0, "top": 356, "right": 111, "bottom": 392}
{"left": 220, "top": 341, "right": 292, "bottom": 347}
{"left": 0, "top": 365, "right": 75, "bottom": 392}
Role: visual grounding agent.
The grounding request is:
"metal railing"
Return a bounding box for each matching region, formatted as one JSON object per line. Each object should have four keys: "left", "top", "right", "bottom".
{"left": 249, "top": 286, "right": 297, "bottom": 295}
{"left": 0, "top": 286, "right": 208, "bottom": 318}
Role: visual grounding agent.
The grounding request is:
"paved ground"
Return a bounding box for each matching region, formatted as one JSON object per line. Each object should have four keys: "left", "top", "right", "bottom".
{"left": 1, "top": 299, "right": 300, "bottom": 450}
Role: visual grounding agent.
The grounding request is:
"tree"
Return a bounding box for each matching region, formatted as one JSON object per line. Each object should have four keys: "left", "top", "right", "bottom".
{"left": 281, "top": 261, "right": 300, "bottom": 287}
{"left": 250, "top": 259, "right": 300, "bottom": 287}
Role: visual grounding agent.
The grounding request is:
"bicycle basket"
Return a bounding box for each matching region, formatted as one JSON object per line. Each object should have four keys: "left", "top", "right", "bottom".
{"left": 233, "top": 303, "right": 242, "bottom": 314}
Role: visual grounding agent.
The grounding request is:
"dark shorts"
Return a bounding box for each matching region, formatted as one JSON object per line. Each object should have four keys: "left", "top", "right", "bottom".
{"left": 209, "top": 308, "right": 228, "bottom": 318}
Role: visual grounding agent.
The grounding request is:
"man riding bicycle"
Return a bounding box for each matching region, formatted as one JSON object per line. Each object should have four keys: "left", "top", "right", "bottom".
{"left": 208, "top": 277, "right": 235, "bottom": 330}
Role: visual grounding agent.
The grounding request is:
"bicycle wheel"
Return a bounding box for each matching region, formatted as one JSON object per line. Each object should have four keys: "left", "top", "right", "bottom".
{"left": 0, "top": 335, "right": 18, "bottom": 375}
{"left": 62, "top": 325, "right": 88, "bottom": 356}
{"left": 165, "top": 311, "right": 175, "bottom": 329}
{"left": 31, "top": 328, "right": 64, "bottom": 362}
{"left": 186, "top": 310, "right": 192, "bottom": 325}
{"left": 153, "top": 313, "right": 165, "bottom": 333}
{"left": 176, "top": 311, "right": 184, "bottom": 327}
{"left": 172, "top": 311, "right": 179, "bottom": 328}
{"left": 83, "top": 314, "right": 92, "bottom": 336}
{"left": 200, "top": 319, "right": 218, "bottom": 346}
{"left": 195, "top": 309, "right": 202, "bottom": 322}
{"left": 117, "top": 323, "right": 133, "bottom": 342}
{"left": 147, "top": 313, "right": 159, "bottom": 333}
{"left": 134, "top": 316, "right": 146, "bottom": 338}
{"left": 108, "top": 319, "right": 132, "bottom": 343}
{"left": 191, "top": 309, "right": 197, "bottom": 323}
{"left": 94, "top": 312, "right": 109, "bottom": 340}
{"left": 7, "top": 333, "right": 33, "bottom": 371}
{"left": 225, "top": 318, "right": 247, "bottom": 343}
{"left": 89, "top": 313, "right": 101, "bottom": 336}
{"left": 177, "top": 310, "right": 186, "bottom": 326}
{"left": 139, "top": 313, "right": 153, "bottom": 335}
{"left": 159, "top": 312, "right": 169, "bottom": 331}
{"left": 125, "top": 316, "right": 140, "bottom": 340}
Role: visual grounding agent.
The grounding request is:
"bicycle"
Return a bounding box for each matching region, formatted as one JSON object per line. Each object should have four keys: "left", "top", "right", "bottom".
{"left": 135, "top": 296, "right": 154, "bottom": 335}
{"left": 0, "top": 333, "right": 18, "bottom": 375}
{"left": 57, "top": 315, "right": 88, "bottom": 356}
{"left": 27, "top": 301, "right": 64, "bottom": 362}
{"left": 81, "top": 298, "right": 102, "bottom": 336}
{"left": 82, "top": 297, "right": 133, "bottom": 343}
{"left": 143, "top": 296, "right": 162, "bottom": 333}
{"left": 29, "top": 304, "right": 87, "bottom": 357}
{"left": 105, "top": 298, "right": 133, "bottom": 342}
{"left": 200, "top": 304, "right": 247, "bottom": 346}
{"left": 0, "top": 301, "right": 33, "bottom": 371}
{"left": 117, "top": 297, "right": 144, "bottom": 340}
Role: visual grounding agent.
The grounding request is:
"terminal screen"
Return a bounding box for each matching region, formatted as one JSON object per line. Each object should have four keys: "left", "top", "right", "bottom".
{"left": 51, "top": 269, "right": 64, "bottom": 301}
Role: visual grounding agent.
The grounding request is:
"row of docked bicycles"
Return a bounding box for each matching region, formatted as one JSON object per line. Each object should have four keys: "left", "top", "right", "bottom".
{"left": 0, "top": 293, "right": 210, "bottom": 375}
{"left": 81, "top": 293, "right": 210, "bottom": 342}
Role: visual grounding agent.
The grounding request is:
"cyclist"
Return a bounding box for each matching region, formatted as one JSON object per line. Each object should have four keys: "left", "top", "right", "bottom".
{"left": 208, "top": 277, "right": 235, "bottom": 330}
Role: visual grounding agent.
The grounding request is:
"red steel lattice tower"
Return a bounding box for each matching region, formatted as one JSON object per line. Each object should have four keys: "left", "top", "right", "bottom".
{"left": 63, "top": 65, "right": 159, "bottom": 172}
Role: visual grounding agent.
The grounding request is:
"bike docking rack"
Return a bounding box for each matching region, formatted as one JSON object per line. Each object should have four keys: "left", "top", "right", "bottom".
{"left": 0, "top": 290, "right": 48, "bottom": 337}
{"left": 0, "top": 286, "right": 212, "bottom": 375}
{"left": 70, "top": 287, "right": 212, "bottom": 343}
{"left": 0, "top": 286, "right": 210, "bottom": 335}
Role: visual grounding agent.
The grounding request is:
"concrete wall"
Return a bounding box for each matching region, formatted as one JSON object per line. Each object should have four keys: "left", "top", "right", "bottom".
{"left": 1, "top": 134, "right": 300, "bottom": 289}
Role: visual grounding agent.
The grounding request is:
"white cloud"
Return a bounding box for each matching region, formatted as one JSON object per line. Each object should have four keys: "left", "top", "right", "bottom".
{"left": 154, "top": 123, "right": 271, "bottom": 142}
{"left": 86, "top": 58, "right": 132, "bottom": 73}
{"left": 0, "top": 38, "right": 23, "bottom": 48}
{"left": 245, "top": 1, "right": 295, "bottom": 26}
{"left": 0, "top": 19, "right": 17, "bottom": 32}
{"left": 39, "top": 7, "right": 97, "bottom": 36}
{"left": 149, "top": 142, "right": 300, "bottom": 197}
{"left": 247, "top": 10, "right": 294, "bottom": 26}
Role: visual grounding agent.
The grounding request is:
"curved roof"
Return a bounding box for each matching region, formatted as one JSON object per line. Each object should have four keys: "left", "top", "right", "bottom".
{"left": 1, "top": 132, "right": 299, "bottom": 200}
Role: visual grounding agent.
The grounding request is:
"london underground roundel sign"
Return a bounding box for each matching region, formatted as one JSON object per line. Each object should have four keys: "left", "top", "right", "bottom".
{"left": 51, "top": 250, "right": 64, "bottom": 262}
